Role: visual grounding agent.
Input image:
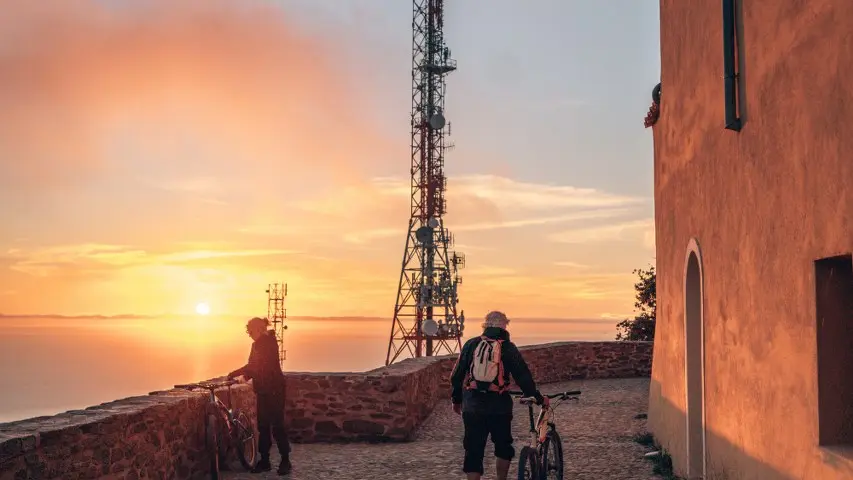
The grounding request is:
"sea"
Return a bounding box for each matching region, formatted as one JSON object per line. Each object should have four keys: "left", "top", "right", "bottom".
{"left": 0, "top": 315, "right": 618, "bottom": 423}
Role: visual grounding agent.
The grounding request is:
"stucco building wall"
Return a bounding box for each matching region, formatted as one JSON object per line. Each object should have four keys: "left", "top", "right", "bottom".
{"left": 649, "top": 0, "right": 853, "bottom": 478}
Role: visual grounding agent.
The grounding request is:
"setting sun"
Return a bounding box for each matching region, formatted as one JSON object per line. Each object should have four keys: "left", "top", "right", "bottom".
{"left": 195, "top": 303, "right": 210, "bottom": 316}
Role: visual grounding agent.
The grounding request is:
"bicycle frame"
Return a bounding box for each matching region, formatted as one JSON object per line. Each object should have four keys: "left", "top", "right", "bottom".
{"left": 177, "top": 381, "right": 240, "bottom": 434}
{"left": 509, "top": 390, "right": 580, "bottom": 480}
{"left": 510, "top": 390, "right": 580, "bottom": 449}
{"left": 175, "top": 379, "right": 257, "bottom": 477}
{"left": 521, "top": 399, "right": 556, "bottom": 448}
{"left": 209, "top": 385, "right": 237, "bottom": 432}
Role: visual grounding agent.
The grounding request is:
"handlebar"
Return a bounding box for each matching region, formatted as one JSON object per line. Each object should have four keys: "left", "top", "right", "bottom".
{"left": 507, "top": 390, "right": 582, "bottom": 405}
{"left": 174, "top": 379, "right": 240, "bottom": 391}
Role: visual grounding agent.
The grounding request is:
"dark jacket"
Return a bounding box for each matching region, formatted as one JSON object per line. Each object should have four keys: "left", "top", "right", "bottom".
{"left": 228, "top": 329, "right": 285, "bottom": 395}
{"left": 450, "top": 327, "right": 543, "bottom": 415}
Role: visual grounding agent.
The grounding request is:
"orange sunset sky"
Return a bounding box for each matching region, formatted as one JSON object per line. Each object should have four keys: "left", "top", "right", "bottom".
{"left": 0, "top": 1, "right": 660, "bottom": 319}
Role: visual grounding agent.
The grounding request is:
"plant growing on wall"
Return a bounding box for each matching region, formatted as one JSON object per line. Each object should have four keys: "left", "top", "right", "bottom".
{"left": 616, "top": 265, "right": 656, "bottom": 341}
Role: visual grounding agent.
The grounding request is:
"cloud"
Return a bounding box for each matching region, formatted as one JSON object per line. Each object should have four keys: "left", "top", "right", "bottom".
{"left": 370, "top": 174, "right": 642, "bottom": 211}
{"left": 0, "top": 241, "right": 643, "bottom": 317}
{"left": 3, "top": 244, "right": 298, "bottom": 277}
{"left": 450, "top": 175, "right": 642, "bottom": 211}
{"left": 151, "top": 177, "right": 221, "bottom": 195}
{"left": 643, "top": 223, "right": 657, "bottom": 250}
{"left": 341, "top": 209, "right": 634, "bottom": 245}
{"left": 248, "top": 175, "right": 648, "bottom": 244}
{"left": 465, "top": 266, "right": 517, "bottom": 277}
{"left": 0, "top": 0, "right": 394, "bottom": 192}
{"left": 342, "top": 228, "right": 401, "bottom": 245}
{"left": 289, "top": 175, "right": 642, "bottom": 218}
{"left": 544, "top": 273, "right": 638, "bottom": 300}
{"left": 453, "top": 209, "right": 630, "bottom": 233}
{"left": 158, "top": 249, "right": 300, "bottom": 263}
{"left": 554, "top": 261, "right": 593, "bottom": 270}
{"left": 549, "top": 219, "right": 656, "bottom": 246}
{"left": 237, "top": 224, "right": 332, "bottom": 237}
{"left": 451, "top": 243, "right": 496, "bottom": 253}
{"left": 459, "top": 271, "right": 637, "bottom": 312}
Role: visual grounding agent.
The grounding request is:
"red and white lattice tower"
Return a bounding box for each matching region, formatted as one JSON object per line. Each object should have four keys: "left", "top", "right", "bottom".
{"left": 385, "top": 0, "right": 466, "bottom": 365}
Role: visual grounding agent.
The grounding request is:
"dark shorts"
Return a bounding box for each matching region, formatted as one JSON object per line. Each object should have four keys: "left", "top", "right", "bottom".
{"left": 462, "top": 411, "right": 514, "bottom": 474}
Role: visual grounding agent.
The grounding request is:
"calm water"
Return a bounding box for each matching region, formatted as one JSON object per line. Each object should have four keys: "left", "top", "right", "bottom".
{"left": 0, "top": 315, "right": 617, "bottom": 423}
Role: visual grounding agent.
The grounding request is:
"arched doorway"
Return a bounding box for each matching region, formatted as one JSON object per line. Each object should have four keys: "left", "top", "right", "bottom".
{"left": 685, "top": 240, "right": 706, "bottom": 479}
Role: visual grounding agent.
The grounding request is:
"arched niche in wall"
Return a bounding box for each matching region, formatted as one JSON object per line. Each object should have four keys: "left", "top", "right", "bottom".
{"left": 684, "top": 238, "right": 706, "bottom": 479}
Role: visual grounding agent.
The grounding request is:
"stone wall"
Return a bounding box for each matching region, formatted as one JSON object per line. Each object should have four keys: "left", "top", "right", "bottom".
{"left": 0, "top": 381, "right": 256, "bottom": 480}
{"left": 283, "top": 340, "right": 652, "bottom": 443}
{"left": 517, "top": 340, "right": 653, "bottom": 383}
{"left": 0, "top": 340, "right": 651, "bottom": 479}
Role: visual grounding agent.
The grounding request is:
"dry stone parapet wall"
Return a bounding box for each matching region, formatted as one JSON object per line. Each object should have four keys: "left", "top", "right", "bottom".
{"left": 0, "top": 340, "right": 651, "bottom": 479}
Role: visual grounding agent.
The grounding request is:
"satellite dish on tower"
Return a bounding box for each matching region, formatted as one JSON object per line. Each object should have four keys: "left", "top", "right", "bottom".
{"left": 428, "top": 217, "right": 440, "bottom": 228}
{"left": 422, "top": 318, "right": 439, "bottom": 336}
{"left": 429, "top": 113, "right": 446, "bottom": 130}
{"left": 416, "top": 226, "right": 434, "bottom": 245}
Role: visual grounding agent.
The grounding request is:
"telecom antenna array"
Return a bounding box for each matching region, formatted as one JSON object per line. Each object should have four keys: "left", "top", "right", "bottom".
{"left": 266, "top": 283, "right": 288, "bottom": 366}
{"left": 386, "top": 0, "right": 465, "bottom": 365}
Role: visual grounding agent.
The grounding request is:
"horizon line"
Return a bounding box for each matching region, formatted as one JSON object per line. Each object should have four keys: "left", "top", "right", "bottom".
{"left": 0, "top": 313, "right": 628, "bottom": 324}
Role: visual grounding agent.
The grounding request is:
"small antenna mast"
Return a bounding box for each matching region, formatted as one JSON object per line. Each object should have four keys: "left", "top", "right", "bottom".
{"left": 266, "top": 283, "right": 288, "bottom": 366}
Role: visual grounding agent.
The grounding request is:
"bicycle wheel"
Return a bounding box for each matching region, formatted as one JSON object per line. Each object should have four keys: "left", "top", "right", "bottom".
{"left": 233, "top": 411, "right": 257, "bottom": 470}
{"left": 206, "top": 413, "right": 220, "bottom": 480}
{"left": 541, "top": 429, "right": 564, "bottom": 480}
{"left": 518, "top": 446, "right": 539, "bottom": 480}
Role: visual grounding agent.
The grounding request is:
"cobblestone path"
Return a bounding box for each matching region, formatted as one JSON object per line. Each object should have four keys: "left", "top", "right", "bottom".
{"left": 222, "top": 377, "right": 658, "bottom": 480}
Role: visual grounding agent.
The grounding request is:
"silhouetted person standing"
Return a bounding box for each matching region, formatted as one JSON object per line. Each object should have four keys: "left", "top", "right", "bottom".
{"left": 228, "top": 317, "right": 291, "bottom": 475}
{"left": 450, "top": 311, "right": 546, "bottom": 480}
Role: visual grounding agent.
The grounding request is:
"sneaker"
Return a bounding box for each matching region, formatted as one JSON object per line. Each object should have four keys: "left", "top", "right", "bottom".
{"left": 277, "top": 460, "right": 292, "bottom": 475}
{"left": 250, "top": 459, "right": 272, "bottom": 473}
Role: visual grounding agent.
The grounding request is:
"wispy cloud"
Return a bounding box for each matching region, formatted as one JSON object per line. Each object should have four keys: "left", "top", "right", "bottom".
{"left": 465, "top": 266, "right": 517, "bottom": 277}
{"left": 158, "top": 249, "right": 300, "bottom": 263}
{"left": 371, "top": 174, "right": 643, "bottom": 211}
{"left": 267, "top": 175, "right": 649, "bottom": 245}
{"left": 451, "top": 243, "right": 496, "bottom": 253}
{"left": 237, "top": 224, "right": 328, "bottom": 237}
{"left": 341, "top": 209, "right": 632, "bottom": 245}
{"left": 151, "top": 177, "right": 222, "bottom": 194}
{"left": 554, "top": 261, "right": 593, "bottom": 270}
{"left": 148, "top": 177, "right": 228, "bottom": 206}
{"left": 342, "top": 228, "right": 400, "bottom": 244}
{"left": 4, "top": 244, "right": 299, "bottom": 277}
{"left": 461, "top": 271, "right": 637, "bottom": 309}
{"left": 549, "top": 219, "right": 655, "bottom": 246}
{"left": 454, "top": 209, "right": 631, "bottom": 233}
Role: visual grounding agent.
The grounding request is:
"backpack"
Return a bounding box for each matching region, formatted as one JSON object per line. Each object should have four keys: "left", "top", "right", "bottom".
{"left": 465, "top": 336, "right": 507, "bottom": 393}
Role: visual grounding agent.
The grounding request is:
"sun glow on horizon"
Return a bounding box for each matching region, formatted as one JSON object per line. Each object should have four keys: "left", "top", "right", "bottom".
{"left": 195, "top": 302, "right": 211, "bottom": 316}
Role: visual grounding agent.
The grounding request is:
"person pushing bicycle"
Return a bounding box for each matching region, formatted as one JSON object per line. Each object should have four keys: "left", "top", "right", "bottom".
{"left": 227, "top": 317, "right": 291, "bottom": 475}
{"left": 450, "top": 311, "right": 548, "bottom": 480}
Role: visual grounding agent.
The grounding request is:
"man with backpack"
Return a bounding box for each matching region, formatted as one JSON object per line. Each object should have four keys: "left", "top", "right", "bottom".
{"left": 450, "top": 310, "right": 547, "bottom": 480}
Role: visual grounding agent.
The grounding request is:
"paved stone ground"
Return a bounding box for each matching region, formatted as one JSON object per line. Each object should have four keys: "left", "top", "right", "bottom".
{"left": 222, "top": 378, "right": 658, "bottom": 480}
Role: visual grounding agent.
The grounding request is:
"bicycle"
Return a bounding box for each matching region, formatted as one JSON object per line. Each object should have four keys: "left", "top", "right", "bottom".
{"left": 174, "top": 379, "right": 257, "bottom": 479}
{"left": 509, "top": 389, "right": 581, "bottom": 480}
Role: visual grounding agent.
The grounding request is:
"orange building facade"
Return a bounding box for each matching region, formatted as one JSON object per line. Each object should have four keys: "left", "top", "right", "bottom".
{"left": 648, "top": 0, "right": 853, "bottom": 478}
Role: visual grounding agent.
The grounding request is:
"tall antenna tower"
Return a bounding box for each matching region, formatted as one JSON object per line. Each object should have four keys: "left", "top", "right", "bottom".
{"left": 386, "top": 0, "right": 465, "bottom": 365}
{"left": 266, "top": 283, "right": 288, "bottom": 367}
